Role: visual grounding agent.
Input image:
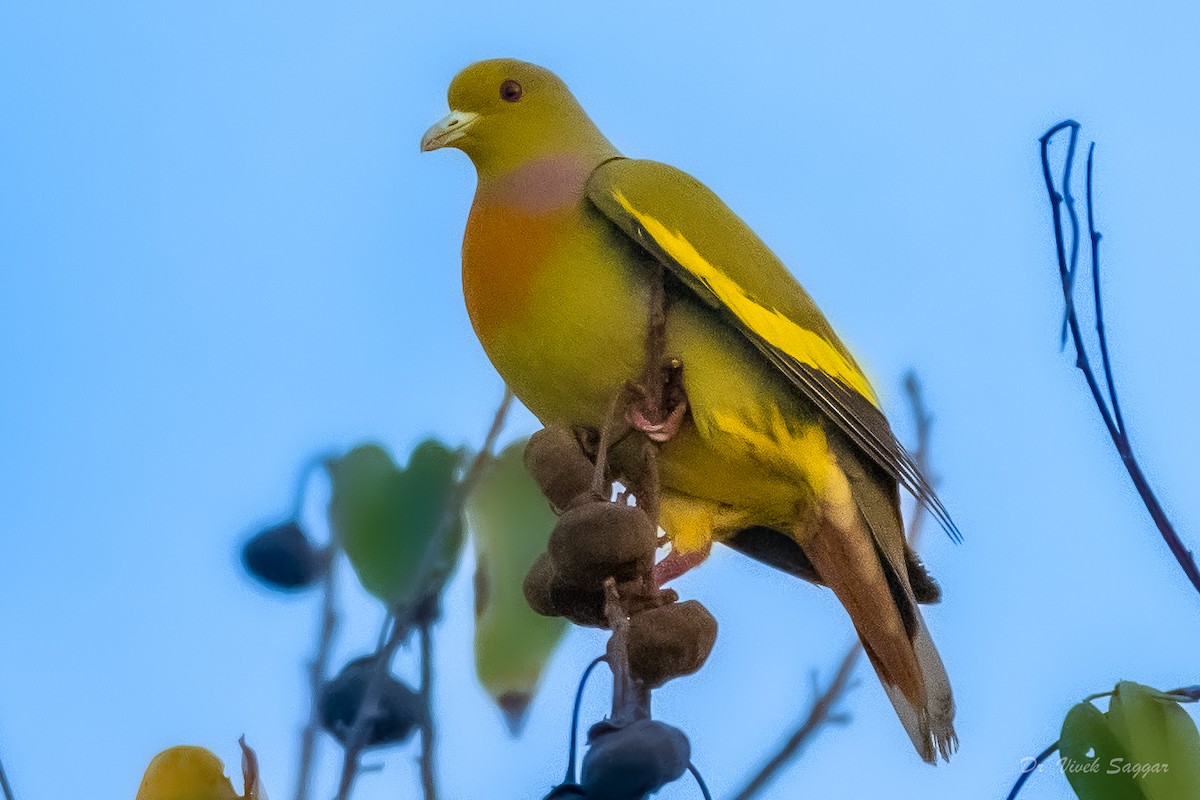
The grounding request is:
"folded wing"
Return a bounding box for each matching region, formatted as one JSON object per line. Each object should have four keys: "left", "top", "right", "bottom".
{"left": 586, "top": 158, "right": 959, "bottom": 542}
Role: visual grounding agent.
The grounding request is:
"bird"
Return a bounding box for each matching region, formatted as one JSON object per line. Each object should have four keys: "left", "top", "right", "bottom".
{"left": 421, "top": 58, "right": 957, "bottom": 763}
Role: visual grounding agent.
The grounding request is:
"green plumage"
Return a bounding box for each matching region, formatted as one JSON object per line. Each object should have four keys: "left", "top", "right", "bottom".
{"left": 423, "top": 57, "right": 958, "bottom": 762}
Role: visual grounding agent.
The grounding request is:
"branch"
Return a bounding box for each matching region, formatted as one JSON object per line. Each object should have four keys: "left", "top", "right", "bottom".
{"left": 604, "top": 576, "right": 651, "bottom": 726}
{"left": 332, "top": 610, "right": 411, "bottom": 800}
{"left": 332, "top": 387, "right": 513, "bottom": 800}
{"left": 731, "top": 645, "right": 862, "bottom": 800}
{"left": 417, "top": 619, "right": 437, "bottom": 800}
{"left": 454, "top": 387, "right": 516, "bottom": 511}
{"left": 1005, "top": 740, "right": 1061, "bottom": 800}
{"left": 294, "top": 546, "right": 339, "bottom": 800}
{"left": 563, "top": 657, "right": 608, "bottom": 785}
{"left": 732, "top": 372, "right": 938, "bottom": 800}
{"left": 1039, "top": 120, "right": 1200, "bottom": 596}
{"left": 0, "top": 749, "right": 15, "bottom": 800}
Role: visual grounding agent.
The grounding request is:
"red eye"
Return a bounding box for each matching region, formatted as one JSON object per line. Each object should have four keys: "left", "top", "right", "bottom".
{"left": 500, "top": 79, "right": 523, "bottom": 102}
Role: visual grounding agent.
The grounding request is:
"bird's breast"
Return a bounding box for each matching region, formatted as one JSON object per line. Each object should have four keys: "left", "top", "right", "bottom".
{"left": 461, "top": 201, "right": 564, "bottom": 336}
{"left": 462, "top": 166, "right": 649, "bottom": 426}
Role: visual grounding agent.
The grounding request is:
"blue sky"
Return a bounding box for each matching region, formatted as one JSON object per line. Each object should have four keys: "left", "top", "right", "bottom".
{"left": 2, "top": 1, "right": 1199, "bottom": 798}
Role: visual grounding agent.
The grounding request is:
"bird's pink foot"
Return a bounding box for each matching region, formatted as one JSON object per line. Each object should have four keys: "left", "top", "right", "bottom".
{"left": 623, "top": 359, "right": 688, "bottom": 443}
{"left": 626, "top": 398, "right": 688, "bottom": 443}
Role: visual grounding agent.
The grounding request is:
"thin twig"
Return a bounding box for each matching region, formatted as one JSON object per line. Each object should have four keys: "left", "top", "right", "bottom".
{"left": 1039, "top": 121, "right": 1200, "bottom": 596}
{"left": 0, "top": 750, "right": 15, "bottom": 800}
{"left": 687, "top": 762, "right": 713, "bottom": 800}
{"left": 603, "top": 578, "right": 650, "bottom": 726}
{"left": 332, "top": 387, "right": 513, "bottom": 800}
{"left": 417, "top": 619, "right": 437, "bottom": 800}
{"left": 289, "top": 450, "right": 340, "bottom": 521}
{"left": 732, "top": 374, "right": 938, "bottom": 800}
{"left": 564, "top": 657, "right": 607, "bottom": 785}
{"left": 332, "top": 612, "right": 410, "bottom": 800}
{"left": 731, "top": 646, "right": 863, "bottom": 800}
{"left": 641, "top": 262, "right": 669, "bottom": 423}
{"left": 591, "top": 391, "right": 624, "bottom": 498}
{"left": 455, "top": 387, "right": 516, "bottom": 508}
{"left": 1005, "top": 739, "right": 1061, "bottom": 800}
{"left": 1086, "top": 144, "right": 1125, "bottom": 437}
{"left": 294, "top": 546, "right": 339, "bottom": 800}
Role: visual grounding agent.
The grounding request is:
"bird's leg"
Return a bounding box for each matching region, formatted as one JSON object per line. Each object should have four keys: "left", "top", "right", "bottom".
{"left": 625, "top": 261, "right": 688, "bottom": 443}
{"left": 652, "top": 544, "right": 711, "bottom": 587}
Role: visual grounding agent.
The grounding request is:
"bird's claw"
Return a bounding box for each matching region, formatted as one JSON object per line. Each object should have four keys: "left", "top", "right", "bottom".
{"left": 624, "top": 360, "right": 688, "bottom": 443}
{"left": 626, "top": 399, "right": 688, "bottom": 443}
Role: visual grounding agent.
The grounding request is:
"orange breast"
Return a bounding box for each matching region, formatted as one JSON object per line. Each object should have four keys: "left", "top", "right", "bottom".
{"left": 461, "top": 200, "right": 566, "bottom": 342}
{"left": 458, "top": 165, "right": 651, "bottom": 426}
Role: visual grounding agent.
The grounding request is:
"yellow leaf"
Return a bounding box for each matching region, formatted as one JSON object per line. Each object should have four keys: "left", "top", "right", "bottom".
{"left": 135, "top": 740, "right": 268, "bottom": 800}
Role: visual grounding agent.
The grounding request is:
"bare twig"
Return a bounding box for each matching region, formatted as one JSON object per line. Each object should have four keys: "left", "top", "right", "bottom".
{"left": 417, "top": 619, "right": 437, "bottom": 800}
{"left": 332, "top": 611, "right": 409, "bottom": 800}
{"left": 732, "top": 646, "right": 863, "bottom": 800}
{"left": 563, "top": 656, "right": 608, "bottom": 785}
{"left": 294, "top": 546, "right": 339, "bottom": 800}
{"left": 687, "top": 762, "right": 713, "bottom": 800}
{"left": 581, "top": 267, "right": 672, "bottom": 740}
{"left": 0, "top": 750, "right": 15, "bottom": 800}
{"left": 289, "top": 450, "right": 341, "bottom": 521}
{"left": 331, "top": 387, "right": 513, "bottom": 800}
{"left": 603, "top": 577, "right": 651, "bottom": 726}
{"left": 453, "top": 387, "right": 516, "bottom": 513}
{"left": 1039, "top": 120, "right": 1200, "bottom": 596}
{"left": 732, "top": 373, "right": 938, "bottom": 800}
{"left": 1005, "top": 739, "right": 1062, "bottom": 800}
{"left": 640, "top": 262, "right": 669, "bottom": 423}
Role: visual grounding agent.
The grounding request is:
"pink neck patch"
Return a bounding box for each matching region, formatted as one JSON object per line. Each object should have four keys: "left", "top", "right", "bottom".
{"left": 489, "top": 153, "right": 592, "bottom": 214}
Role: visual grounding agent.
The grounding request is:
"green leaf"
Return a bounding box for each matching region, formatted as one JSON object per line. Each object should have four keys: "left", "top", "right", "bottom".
{"left": 467, "top": 438, "right": 567, "bottom": 734}
{"left": 328, "top": 440, "right": 466, "bottom": 609}
{"left": 1059, "top": 701, "right": 1147, "bottom": 800}
{"left": 1107, "top": 682, "right": 1200, "bottom": 800}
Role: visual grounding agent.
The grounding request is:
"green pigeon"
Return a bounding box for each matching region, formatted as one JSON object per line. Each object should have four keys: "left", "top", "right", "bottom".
{"left": 422, "top": 58, "right": 957, "bottom": 762}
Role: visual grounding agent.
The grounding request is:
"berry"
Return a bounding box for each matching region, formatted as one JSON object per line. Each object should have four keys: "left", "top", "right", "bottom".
{"left": 581, "top": 719, "right": 690, "bottom": 799}
{"left": 241, "top": 521, "right": 322, "bottom": 590}
{"left": 524, "top": 427, "right": 597, "bottom": 512}
{"left": 319, "top": 657, "right": 420, "bottom": 747}
{"left": 623, "top": 600, "right": 718, "bottom": 688}
{"left": 524, "top": 553, "right": 608, "bottom": 628}
{"left": 548, "top": 502, "right": 656, "bottom": 586}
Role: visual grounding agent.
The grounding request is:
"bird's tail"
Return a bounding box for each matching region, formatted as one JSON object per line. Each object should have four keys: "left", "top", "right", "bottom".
{"left": 873, "top": 607, "right": 957, "bottom": 763}
{"left": 801, "top": 481, "right": 957, "bottom": 763}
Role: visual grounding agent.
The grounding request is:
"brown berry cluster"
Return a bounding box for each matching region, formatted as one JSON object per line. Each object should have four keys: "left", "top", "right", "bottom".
{"left": 521, "top": 425, "right": 717, "bottom": 690}
{"left": 524, "top": 425, "right": 718, "bottom": 798}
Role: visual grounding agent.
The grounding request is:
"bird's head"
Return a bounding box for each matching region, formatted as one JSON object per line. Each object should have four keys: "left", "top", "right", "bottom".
{"left": 420, "top": 59, "right": 617, "bottom": 177}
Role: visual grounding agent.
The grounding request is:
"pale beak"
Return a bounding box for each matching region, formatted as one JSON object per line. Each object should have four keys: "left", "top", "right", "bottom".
{"left": 420, "top": 110, "right": 479, "bottom": 152}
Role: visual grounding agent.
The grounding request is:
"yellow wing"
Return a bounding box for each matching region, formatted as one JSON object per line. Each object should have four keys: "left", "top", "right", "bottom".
{"left": 586, "top": 158, "right": 959, "bottom": 542}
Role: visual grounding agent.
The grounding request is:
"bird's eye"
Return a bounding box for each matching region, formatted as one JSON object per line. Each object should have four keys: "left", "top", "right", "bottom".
{"left": 500, "top": 79, "right": 523, "bottom": 103}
